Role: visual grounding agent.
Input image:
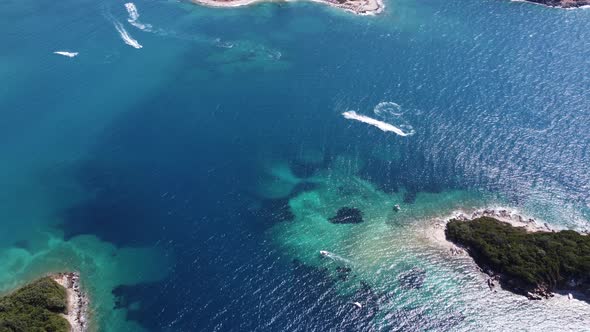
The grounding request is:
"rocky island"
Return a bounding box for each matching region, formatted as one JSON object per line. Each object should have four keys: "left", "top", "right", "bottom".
{"left": 191, "top": 0, "right": 384, "bottom": 15}
{"left": 521, "top": 0, "right": 590, "bottom": 8}
{"left": 0, "top": 273, "right": 88, "bottom": 332}
{"left": 445, "top": 216, "right": 590, "bottom": 301}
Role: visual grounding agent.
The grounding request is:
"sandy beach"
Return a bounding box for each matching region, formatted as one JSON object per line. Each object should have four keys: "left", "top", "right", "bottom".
{"left": 191, "top": 0, "right": 384, "bottom": 15}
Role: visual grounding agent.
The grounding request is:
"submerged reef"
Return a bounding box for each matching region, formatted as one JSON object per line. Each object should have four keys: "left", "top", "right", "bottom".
{"left": 0, "top": 277, "right": 69, "bottom": 332}
{"left": 397, "top": 267, "right": 426, "bottom": 290}
{"left": 446, "top": 217, "right": 590, "bottom": 300}
{"left": 329, "top": 207, "right": 364, "bottom": 224}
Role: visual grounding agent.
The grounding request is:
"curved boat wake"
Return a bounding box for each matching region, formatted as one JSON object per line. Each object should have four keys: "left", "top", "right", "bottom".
{"left": 125, "top": 3, "right": 152, "bottom": 31}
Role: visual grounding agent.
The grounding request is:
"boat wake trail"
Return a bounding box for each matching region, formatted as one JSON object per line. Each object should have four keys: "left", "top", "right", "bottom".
{"left": 320, "top": 250, "right": 352, "bottom": 264}
{"left": 342, "top": 101, "right": 415, "bottom": 137}
{"left": 112, "top": 20, "right": 143, "bottom": 49}
{"left": 343, "top": 111, "right": 413, "bottom": 136}
{"left": 125, "top": 3, "right": 152, "bottom": 31}
{"left": 53, "top": 51, "right": 78, "bottom": 58}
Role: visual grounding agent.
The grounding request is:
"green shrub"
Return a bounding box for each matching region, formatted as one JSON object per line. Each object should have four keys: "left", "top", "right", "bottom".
{"left": 446, "top": 217, "right": 590, "bottom": 294}
{"left": 0, "top": 277, "right": 70, "bottom": 332}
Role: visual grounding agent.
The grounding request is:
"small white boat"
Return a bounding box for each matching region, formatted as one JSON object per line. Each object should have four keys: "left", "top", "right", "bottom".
{"left": 352, "top": 302, "right": 362, "bottom": 308}
{"left": 319, "top": 250, "right": 330, "bottom": 257}
{"left": 568, "top": 293, "right": 573, "bottom": 300}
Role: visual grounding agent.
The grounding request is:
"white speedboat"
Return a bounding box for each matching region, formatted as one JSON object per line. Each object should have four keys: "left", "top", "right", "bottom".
{"left": 319, "top": 250, "right": 330, "bottom": 257}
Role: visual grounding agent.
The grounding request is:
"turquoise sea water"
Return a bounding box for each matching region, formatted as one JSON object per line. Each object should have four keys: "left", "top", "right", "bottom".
{"left": 1, "top": 0, "right": 589, "bottom": 330}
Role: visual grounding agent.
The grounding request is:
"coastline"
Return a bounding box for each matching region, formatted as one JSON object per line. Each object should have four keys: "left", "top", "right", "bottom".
{"left": 190, "top": 0, "right": 384, "bottom": 15}
{"left": 423, "top": 208, "right": 589, "bottom": 301}
{"left": 513, "top": 0, "right": 590, "bottom": 9}
{"left": 51, "top": 272, "right": 90, "bottom": 332}
{"left": 424, "top": 207, "right": 554, "bottom": 254}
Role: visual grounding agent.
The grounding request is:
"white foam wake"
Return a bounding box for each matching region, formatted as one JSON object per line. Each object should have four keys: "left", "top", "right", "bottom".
{"left": 125, "top": 3, "right": 152, "bottom": 31}
{"left": 112, "top": 20, "right": 143, "bottom": 49}
{"left": 342, "top": 111, "right": 413, "bottom": 136}
{"left": 125, "top": 3, "right": 139, "bottom": 21}
{"left": 322, "top": 252, "right": 352, "bottom": 264}
{"left": 53, "top": 51, "right": 78, "bottom": 58}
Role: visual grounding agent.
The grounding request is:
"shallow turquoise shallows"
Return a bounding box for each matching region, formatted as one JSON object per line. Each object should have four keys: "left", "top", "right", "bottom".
{"left": 0, "top": 0, "right": 589, "bottom": 330}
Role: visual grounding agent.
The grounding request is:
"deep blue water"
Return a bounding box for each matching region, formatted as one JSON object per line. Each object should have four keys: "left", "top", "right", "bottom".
{"left": 1, "top": 0, "right": 590, "bottom": 330}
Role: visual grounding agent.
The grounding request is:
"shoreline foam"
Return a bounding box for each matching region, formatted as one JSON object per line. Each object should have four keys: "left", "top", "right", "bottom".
{"left": 51, "top": 272, "right": 89, "bottom": 332}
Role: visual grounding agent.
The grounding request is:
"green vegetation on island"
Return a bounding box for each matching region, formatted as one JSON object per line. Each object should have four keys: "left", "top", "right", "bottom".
{"left": 0, "top": 277, "right": 70, "bottom": 332}
{"left": 446, "top": 217, "right": 590, "bottom": 299}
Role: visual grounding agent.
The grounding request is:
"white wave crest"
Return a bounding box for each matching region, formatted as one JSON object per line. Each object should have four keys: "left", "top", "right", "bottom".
{"left": 342, "top": 111, "right": 413, "bottom": 136}
{"left": 125, "top": 3, "right": 152, "bottom": 31}
{"left": 53, "top": 51, "right": 78, "bottom": 58}
{"left": 113, "top": 20, "right": 143, "bottom": 49}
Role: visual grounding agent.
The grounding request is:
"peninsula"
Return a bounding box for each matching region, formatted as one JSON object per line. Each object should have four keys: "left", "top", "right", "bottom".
{"left": 445, "top": 216, "right": 590, "bottom": 301}
{"left": 0, "top": 273, "right": 89, "bottom": 332}
{"left": 520, "top": 0, "right": 590, "bottom": 7}
{"left": 191, "top": 0, "right": 384, "bottom": 15}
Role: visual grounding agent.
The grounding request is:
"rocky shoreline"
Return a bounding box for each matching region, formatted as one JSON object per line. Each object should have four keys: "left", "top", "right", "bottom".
{"left": 452, "top": 208, "right": 553, "bottom": 233}
{"left": 427, "top": 207, "right": 553, "bottom": 251}
{"left": 52, "top": 272, "right": 90, "bottom": 332}
{"left": 425, "top": 208, "right": 590, "bottom": 301}
{"left": 444, "top": 214, "right": 590, "bottom": 302}
{"left": 191, "top": 0, "right": 384, "bottom": 16}
{"left": 517, "top": 0, "right": 590, "bottom": 8}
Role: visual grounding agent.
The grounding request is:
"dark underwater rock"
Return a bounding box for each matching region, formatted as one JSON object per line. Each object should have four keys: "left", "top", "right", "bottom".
{"left": 403, "top": 191, "right": 416, "bottom": 204}
{"left": 256, "top": 198, "right": 295, "bottom": 223}
{"left": 336, "top": 266, "right": 352, "bottom": 281}
{"left": 329, "top": 207, "right": 363, "bottom": 224}
{"left": 397, "top": 267, "right": 426, "bottom": 290}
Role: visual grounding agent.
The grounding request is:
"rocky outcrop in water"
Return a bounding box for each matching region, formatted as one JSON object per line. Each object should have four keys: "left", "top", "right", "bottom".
{"left": 397, "top": 267, "right": 426, "bottom": 290}
{"left": 329, "top": 207, "right": 364, "bottom": 224}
